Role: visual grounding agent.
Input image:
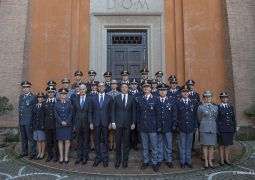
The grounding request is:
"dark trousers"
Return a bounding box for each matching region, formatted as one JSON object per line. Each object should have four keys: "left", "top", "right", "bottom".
{"left": 94, "top": 126, "right": 109, "bottom": 162}
{"left": 19, "top": 125, "right": 36, "bottom": 156}
{"left": 45, "top": 129, "right": 58, "bottom": 159}
{"left": 130, "top": 128, "right": 139, "bottom": 148}
{"left": 76, "top": 127, "right": 89, "bottom": 160}
{"left": 116, "top": 127, "right": 131, "bottom": 163}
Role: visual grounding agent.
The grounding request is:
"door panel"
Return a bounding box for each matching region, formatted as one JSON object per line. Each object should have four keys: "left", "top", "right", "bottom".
{"left": 107, "top": 31, "right": 147, "bottom": 80}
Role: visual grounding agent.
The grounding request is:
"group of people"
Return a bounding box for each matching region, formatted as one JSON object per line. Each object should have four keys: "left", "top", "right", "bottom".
{"left": 18, "top": 69, "right": 236, "bottom": 172}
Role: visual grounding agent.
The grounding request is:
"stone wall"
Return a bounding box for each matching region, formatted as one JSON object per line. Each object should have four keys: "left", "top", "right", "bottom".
{"left": 225, "top": 0, "right": 255, "bottom": 127}
{"left": 0, "top": 0, "right": 30, "bottom": 127}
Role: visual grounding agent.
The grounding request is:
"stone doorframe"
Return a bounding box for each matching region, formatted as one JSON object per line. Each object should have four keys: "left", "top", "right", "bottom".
{"left": 90, "top": 5, "right": 165, "bottom": 81}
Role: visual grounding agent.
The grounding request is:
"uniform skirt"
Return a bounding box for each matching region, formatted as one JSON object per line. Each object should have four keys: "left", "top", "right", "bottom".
{"left": 56, "top": 126, "right": 73, "bottom": 140}
{"left": 200, "top": 132, "right": 217, "bottom": 146}
{"left": 33, "top": 130, "right": 46, "bottom": 141}
{"left": 218, "top": 132, "right": 234, "bottom": 145}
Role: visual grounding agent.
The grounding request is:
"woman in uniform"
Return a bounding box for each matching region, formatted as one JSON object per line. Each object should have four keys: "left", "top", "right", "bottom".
{"left": 217, "top": 92, "right": 236, "bottom": 166}
{"left": 32, "top": 92, "right": 46, "bottom": 160}
{"left": 54, "top": 88, "right": 73, "bottom": 164}
{"left": 197, "top": 91, "right": 218, "bottom": 168}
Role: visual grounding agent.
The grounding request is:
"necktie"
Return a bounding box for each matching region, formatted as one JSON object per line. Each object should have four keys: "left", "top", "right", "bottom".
{"left": 80, "top": 96, "right": 85, "bottom": 108}
{"left": 123, "top": 94, "right": 126, "bottom": 107}
{"left": 99, "top": 95, "right": 104, "bottom": 108}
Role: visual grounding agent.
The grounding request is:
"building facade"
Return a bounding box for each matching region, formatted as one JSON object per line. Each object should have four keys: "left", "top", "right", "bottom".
{"left": 0, "top": 0, "right": 254, "bottom": 135}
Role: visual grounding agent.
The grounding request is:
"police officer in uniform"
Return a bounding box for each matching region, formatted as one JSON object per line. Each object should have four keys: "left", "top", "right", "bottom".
{"left": 155, "top": 71, "right": 164, "bottom": 86}
{"left": 151, "top": 79, "right": 159, "bottom": 97}
{"left": 118, "top": 70, "right": 130, "bottom": 90}
{"left": 139, "top": 68, "right": 150, "bottom": 91}
{"left": 156, "top": 83, "right": 177, "bottom": 169}
{"left": 56, "top": 78, "right": 75, "bottom": 100}
{"left": 137, "top": 82, "right": 159, "bottom": 172}
{"left": 217, "top": 92, "right": 236, "bottom": 166}
{"left": 168, "top": 75, "right": 180, "bottom": 90}
{"left": 186, "top": 79, "right": 200, "bottom": 151}
{"left": 86, "top": 70, "right": 99, "bottom": 93}
{"left": 70, "top": 82, "right": 81, "bottom": 105}
{"left": 176, "top": 85, "right": 198, "bottom": 169}
{"left": 32, "top": 92, "right": 46, "bottom": 160}
{"left": 44, "top": 86, "right": 58, "bottom": 162}
{"left": 18, "top": 81, "right": 37, "bottom": 159}
{"left": 128, "top": 78, "right": 141, "bottom": 151}
{"left": 71, "top": 70, "right": 84, "bottom": 89}
{"left": 167, "top": 77, "right": 181, "bottom": 102}
{"left": 197, "top": 91, "right": 218, "bottom": 168}
{"left": 103, "top": 71, "right": 112, "bottom": 93}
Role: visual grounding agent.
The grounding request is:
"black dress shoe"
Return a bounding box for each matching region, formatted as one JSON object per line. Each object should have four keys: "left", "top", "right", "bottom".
{"left": 152, "top": 164, "right": 159, "bottom": 172}
{"left": 157, "top": 162, "right": 162, "bottom": 168}
{"left": 53, "top": 157, "right": 58, "bottom": 163}
{"left": 133, "top": 146, "right": 138, "bottom": 151}
{"left": 103, "top": 161, "right": 108, "bottom": 167}
{"left": 180, "top": 163, "right": 185, "bottom": 168}
{"left": 29, "top": 155, "right": 36, "bottom": 160}
{"left": 59, "top": 160, "right": 63, "bottom": 164}
{"left": 122, "top": 162, "right": 128, "bottom": 169}
{"left": 185, "top": 163, "right": 193, "bottom": 168}
{"left": 141, "top": 163, "right": 149, "bottom": 170}
{"left": 64, "top": 160, "right": 69, "bottom": 164}
{"left": 166, "top": 162, "right": 173, "bottom": 168}
{"left": 18, "top": 154, "right": 28, "bottom": 158}
{"left": 115, "top": 160, "right": 121, "bottom": 169}
{"left": 93, "top": 160, "right": 100, "bottom": 167}
{"left": 82, "top": 159, "right": 88, "bottom": 165}
{"left": 39, "top": 155, "right": 45, "bottom": 160}
{"left": 219, "top": 162, "right": 224, "bottom": 166}
{"left": 75, "top": 158, "right": 82, "bottom": 165}
{"left": 224, "top": 161, "right": 232, "bottom": 166}
{"left": 46, "top": 157, "right": 52, "bottom": 162}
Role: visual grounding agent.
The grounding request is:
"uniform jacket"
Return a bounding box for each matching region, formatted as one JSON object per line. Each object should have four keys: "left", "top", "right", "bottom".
{"left": 137, "top": 94, "right": 158, "bottom": 133}
{"left": 19, "top": 93, "right": 37, "bottom": 125}
{"left": 128, "top": 89, "right": 142, "bottom": 102}
{"left": 104, "top": 81, "right": 111, "bottom": 93}
{"left": 107, "top": 90, "right": 121, "bottom": 100}
{"left": 54, "top": 100, "right": 73, "bottom": 128}
{"left": 32, "top": 104, "right": 45, "bottom": 130}
{"left": 156, "top": 97, "right": 177, "bottom": 133}
{"left": 73, "top": 95, "right": 90, "bottom": 129}
{"left": 189, "top": 91, "right": 200, "bottom": 104}
{"left": 88, "top": 93, "right": 113, "bottom": 127}
{"left": 111, "top": 94, "right": 136, "bottom": 128}
{"left": 176, "top": 98, "right": 198, "bottom": 133}
{"left": 217, "top": 104, "right": 236, "bottom": 133}
{"left": 44, "top": 98, "right": 57, "bottom": 130}
{"left": 197, "top": 103, "right": 218, "bottom": 133}
{"left": 167, "top": 89, "right": 181, "bottom": 102}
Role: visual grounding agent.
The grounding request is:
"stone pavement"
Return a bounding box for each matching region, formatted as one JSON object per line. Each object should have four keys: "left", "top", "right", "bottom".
{"left": 0, "top": 141, "right": 254, "bottom": 180}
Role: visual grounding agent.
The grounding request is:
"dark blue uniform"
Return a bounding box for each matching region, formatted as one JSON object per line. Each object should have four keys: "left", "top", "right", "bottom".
{"left": 217, "top": 104, "right": 236, "bottom": 145}
{"left": 137, "top": 94, "right": 158, "bottom": 165}
{"left": 156, "top": 97, "right": 177, "bottom": 163}
{"left": 167, "top": 89, "right": 181, "bottom": 102}
{"left": 176, "top": 98, "right": 197, "bottom": 165}
{"left": 104, "top": 81, "right": 111, "bottom": 93}
{"left": 54, "top": 100, "right": 73, "bottom": 140}
{"left": 44, "top": 97, "right": 58, "bottom": 161}
{"left": 32, "top": 104, "right": 45, "bottom": 131}
{"left": 19, "top": 92, "right": 37, "bottom": 157}
{"left": 189, "top": 91, "right": 200, "bottom": 104}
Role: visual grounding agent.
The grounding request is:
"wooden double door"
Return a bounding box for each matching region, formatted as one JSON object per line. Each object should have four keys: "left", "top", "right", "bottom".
{"left": 107, "top": 30, "right": 148, "bottom": 80}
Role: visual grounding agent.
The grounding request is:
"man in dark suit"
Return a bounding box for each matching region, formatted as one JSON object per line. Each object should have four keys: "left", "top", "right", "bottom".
{"left": 18, "top": 81, "right": 37, "bottom": 159}
{"left": 89, "top": 82, "right": 113, "bottom": 168}
{"left": 111, "top": 83, "right": 136, "bottom": 169}
{"left": 73, "top": 84, "right": 90, "bottom": 165}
